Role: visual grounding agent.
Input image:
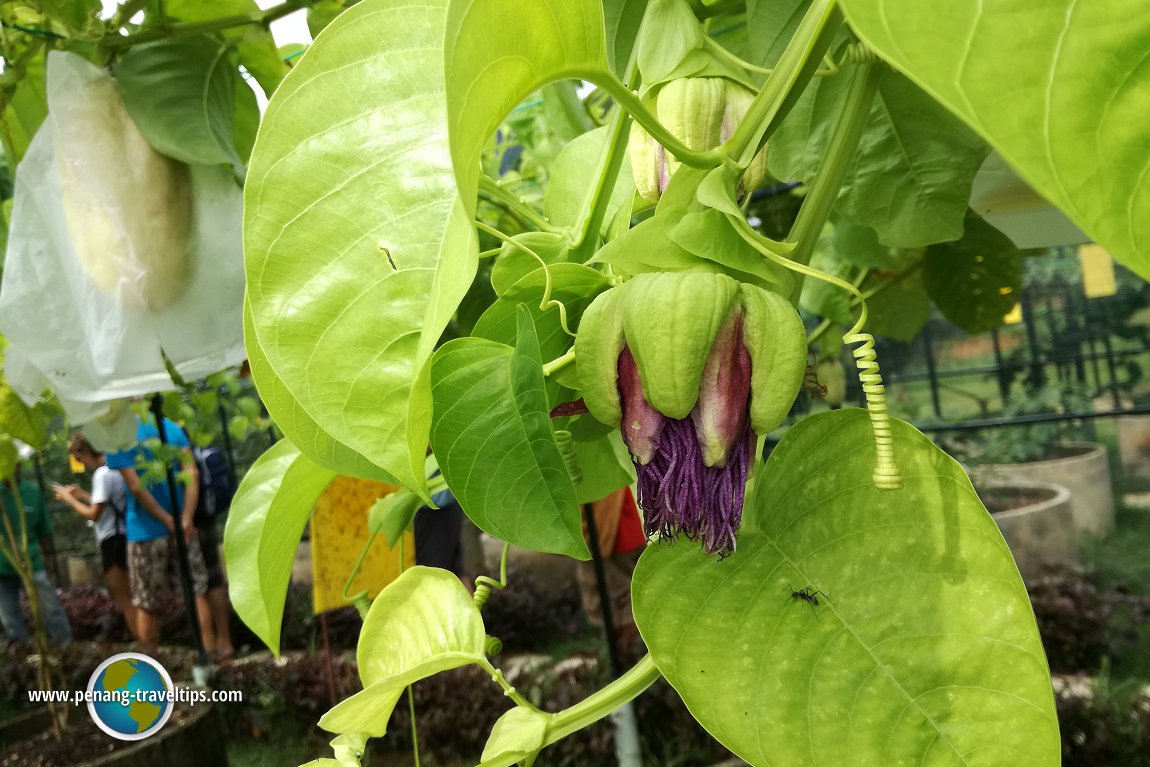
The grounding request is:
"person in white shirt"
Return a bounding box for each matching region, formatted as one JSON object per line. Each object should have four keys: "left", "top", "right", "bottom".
{"left": 54, "top": 432, "right": 139, "bottom": 642}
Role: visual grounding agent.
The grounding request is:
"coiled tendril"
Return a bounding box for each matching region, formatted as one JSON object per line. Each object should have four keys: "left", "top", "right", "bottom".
{"left": 552, "top": 429, "right": 584, "bottom": 485}
{"left": 473, "top": 541, "right": 510, "bottom": 611}
{"left": 839, "top": 41, "right": 879, "bottom": 65}
{"left": 474, "top": 220, "right": 575, "bottom": 337}
{"left": 730, "top": 214, "right": 902, "bottom": 490}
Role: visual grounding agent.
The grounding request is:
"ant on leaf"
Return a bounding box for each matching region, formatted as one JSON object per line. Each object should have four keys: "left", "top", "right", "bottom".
{"left": 785, "top": 585, "right": 830, "bottom": 621}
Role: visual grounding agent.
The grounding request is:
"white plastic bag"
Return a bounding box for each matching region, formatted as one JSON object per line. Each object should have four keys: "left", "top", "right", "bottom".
{"left": 0, "top": 51, "right": 246, "bottom": 417}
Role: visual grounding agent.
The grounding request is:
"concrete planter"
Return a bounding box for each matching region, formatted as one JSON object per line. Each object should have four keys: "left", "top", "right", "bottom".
{"left": 977, "top": 442, "right": 1113, "bottom": 537}
{"left": 67, "top": 555, "right": 102, "bottom": 587}
{"left": 980, "top": 481, "right": 1077, "bottom": 581}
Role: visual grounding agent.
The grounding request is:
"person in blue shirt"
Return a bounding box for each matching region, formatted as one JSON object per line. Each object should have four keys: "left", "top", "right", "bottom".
{"left": 106, "top": 414, "right": 214, "bottom": 653}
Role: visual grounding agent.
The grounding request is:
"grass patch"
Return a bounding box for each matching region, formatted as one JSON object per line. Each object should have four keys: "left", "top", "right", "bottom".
{"left": 1083, "top": 505, "right": 1150, "bottom": 595}
{"left": 1081, "top": 504, "right": 1150, "bottom": 684}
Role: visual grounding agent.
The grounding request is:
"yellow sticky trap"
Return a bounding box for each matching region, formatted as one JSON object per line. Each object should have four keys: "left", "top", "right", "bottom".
{"left": 69, "top": 455, "right": 85, "bottom": 474}
{"left": 310, "top": 476, "right": 414, "bottom": 614}
{"left": 1078, "top": 244, "right": 1117, "bottom": 298}
{"left": 1003, "top": 303, "right": 1023, "bottom": 325}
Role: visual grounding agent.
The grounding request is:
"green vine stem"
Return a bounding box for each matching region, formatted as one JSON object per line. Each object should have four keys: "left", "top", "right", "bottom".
{"left": 572, "top": 70, "right": 721, "bottom": 169}
{"left": 704, "top": 36, "right": 773, "bottom": 77}
{"left": 541, "top": 654, "right": 661, "bottom": 746}
{"left": 784, "top": 59, "right": 882, "bottom": 304}
{"left": 723, "top": 0, "right": 843, "bottom": 168}
{"left": 478, "top": 175, "right": 559, "bottom": 233}
{"left": 541, "top": 348, "right": 576, "bottom": 377}
{"left": 473, "top": 541, "right": 510, "bottom": 610}
{"left": 569, "top": 77, "right": 632, "bottom": 262}
{"left": 479, "top": 658, "right": 541, "bottom": 712}
{"left": 407, "top": 683, "right": 421, "bottom": 767}
{"left": 99, "top": 0, "right": 314, "bottom": 51}
{"left": 473, "top": 220, "right": 575, "bottom": 336}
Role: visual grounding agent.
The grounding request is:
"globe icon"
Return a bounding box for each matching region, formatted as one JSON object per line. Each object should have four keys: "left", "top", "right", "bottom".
{"left": 87, "top": 653, "right": 174, "bottom": 740}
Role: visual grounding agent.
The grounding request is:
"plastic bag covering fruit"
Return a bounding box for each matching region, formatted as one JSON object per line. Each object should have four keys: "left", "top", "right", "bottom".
{"left": 629, "top": 78, "right": 768, "bottom": 202}
{"left": 0, "top": 51, "right": 245, "bottom": 419}
{"left": 575, "top": 272, "right": 806, "bottom": 553}
{"left": 54, "top": 54, "right": 192, "bottom": 311}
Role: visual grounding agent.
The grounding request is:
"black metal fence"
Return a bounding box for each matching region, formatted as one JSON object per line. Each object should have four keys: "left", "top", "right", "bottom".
{"left": 832, "top": 250, "right": 1150, "bottom": 434}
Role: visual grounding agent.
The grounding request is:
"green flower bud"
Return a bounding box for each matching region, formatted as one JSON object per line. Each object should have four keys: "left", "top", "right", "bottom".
{"left": 622, "top": 272, "right": 740, "bottom": 419}
{"left": 627, "top": 77, "right": 769, "bottom": 202}
{"left": 573, "top": 287, "right": 626, "bottom": 426}
{"left": 740, "top": 283, "right": 807, "bottom": 434}
{"left": 721, "top": 82, "right": 768, "bottom": 197}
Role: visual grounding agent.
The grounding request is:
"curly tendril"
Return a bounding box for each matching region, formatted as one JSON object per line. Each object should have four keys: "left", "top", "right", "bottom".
{"left": 552, "top": 428, "right": 584, "bottom": 485}
{"left": 472, "top": 541, "right": 510, "bottom": 610}
{"left": 473, "top": 220, "right": 575, "bottom": 337}
{"left": 729, "top": 213, "right": 902, "bottom": 490}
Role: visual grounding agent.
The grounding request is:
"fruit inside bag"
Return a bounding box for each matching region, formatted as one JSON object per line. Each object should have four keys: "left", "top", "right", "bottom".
{"left": 0, "top": 51, "right": 246, "bottom": 416}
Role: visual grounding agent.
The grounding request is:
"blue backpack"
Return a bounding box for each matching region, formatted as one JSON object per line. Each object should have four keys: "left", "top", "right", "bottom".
{"left": 194, "top": 447, "right": 236, "bottom": 523}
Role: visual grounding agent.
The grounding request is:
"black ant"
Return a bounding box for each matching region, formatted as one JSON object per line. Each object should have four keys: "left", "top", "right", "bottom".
{"left": 785, "top": 585, "right": 829, "bottom": 621}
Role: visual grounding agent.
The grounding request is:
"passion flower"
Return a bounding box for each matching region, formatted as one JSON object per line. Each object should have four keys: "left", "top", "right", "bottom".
{"left": 576, "top": 272, "right": 806, "bottom": 554}
{"left": 629, "top": 77, "right": 769, "bottom": 203}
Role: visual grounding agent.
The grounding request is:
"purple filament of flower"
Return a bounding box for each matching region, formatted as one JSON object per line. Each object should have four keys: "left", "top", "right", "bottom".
{"left": 633, "top": 416, "right": 754, "bottom": 555}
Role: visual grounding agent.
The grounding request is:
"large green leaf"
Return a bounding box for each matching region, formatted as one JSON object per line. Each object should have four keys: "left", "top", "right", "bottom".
{"left": 243, "top": 298, "right": 393, "bottom": 482}
{"left": 603, "top": 0, "right": 648, "bottom": 76}
{"left": 320, "top": 567, "right": 488, "bottom": 737}
{"left": 0, "top": 386, "right": 46, "bottom": 449}
{"left": 861, "top": 263, "right": 929, "bottom": 342}
{"left": 633, "top": 409, "right": 1058, "bottom": 766}
{"left": 223, "top": 440, "right": 336, "bottom": 654}
{"left": 2, "top": 51, "right": 47, "bottom": 167}
{"left": 924, "top": 212, "right": 1022, "bottom": 334}
{"left": 838, "top": 0, "right": 1150, "bottom": 279}
{"left": 430, "top": 310, "right": 589, "bottom": 559}
{"left": 117, "top": 35, "right": 241, "bottom": 169}
{"left": 444, "top": 0, "right": 608, "bottom": 214}
{"left": 245, "top": 0, "right": 475, "bottom": 496}
{"left": 745, "top": 0, "right": 808, "bottom": 69}
{"left": 157, "top": 0, "right": 289, "bottom": 96}
{"left": 543, "top": 126, "right": 634, "bottom": 231}
{"left": 769, "top": 64, "right": 988, "bottom": 248}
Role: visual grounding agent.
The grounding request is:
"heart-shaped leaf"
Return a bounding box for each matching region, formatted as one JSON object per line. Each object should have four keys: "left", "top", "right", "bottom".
{"left": 633, "top": 409, "right": 1058, "bottom": 766}
{"left": 769, "top": 64, "right": 988, "bottom": 249}
{"left": 244, "top": 0, "right": 476, "bottom": 496}
{"left": 445, "top": 0, "right": 608, "bottom": 212}
{"left": 320, "top": 567, "right": 488, "bottom": 737}
{"left": 430, "top": 309, "right": 589, "bottom": 559}
{"left": 117, "top": 35, "right": 242, "bottom": 170}
{"left": 224, "top": 440, "right": 336, "bottom": 654}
